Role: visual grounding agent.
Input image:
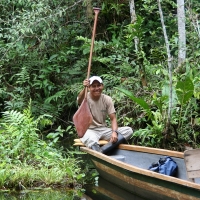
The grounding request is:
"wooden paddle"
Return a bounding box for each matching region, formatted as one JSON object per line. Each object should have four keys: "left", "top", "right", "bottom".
{"left": 73, "top": 8, "right": 100, "bottom": 138}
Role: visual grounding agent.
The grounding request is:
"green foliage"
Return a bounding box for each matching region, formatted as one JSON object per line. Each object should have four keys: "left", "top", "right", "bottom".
{"left": 0, "top": 100, "right": 52, "bottom": 161}
{"left": 115, "top": 86, "right": 165, "bottom": 147}
{"left": 0, "top": 0, "right": 200, "bottom": 192}
{"left": 115, "top": 74, "right": 200, "bottom": 149}
{"left": 0, "top": 102, "right": 86, "bottom": 189}
{"left": 176, "top": 77, "right": 194, "bottom": 105}
{"left": 0, "top": 0, "right": 90, "bottom": 125}
{"left": 115, "top": 87, "right": 151, "bottom": 112}
{"left": 0, "top": 0, "right": 200, "bottom": 154}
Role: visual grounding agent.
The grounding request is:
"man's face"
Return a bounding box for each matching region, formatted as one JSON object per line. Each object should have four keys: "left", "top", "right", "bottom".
{"left": 89, "top": 80, "right": 104, "bottom": 99}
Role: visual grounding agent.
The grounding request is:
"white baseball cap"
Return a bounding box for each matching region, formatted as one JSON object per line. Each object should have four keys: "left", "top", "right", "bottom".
{"left": 89, "top": 76, "right": 103, "bottom": 85}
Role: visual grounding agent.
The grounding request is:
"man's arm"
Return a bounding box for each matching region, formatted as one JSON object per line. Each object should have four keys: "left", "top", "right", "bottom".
{"left": 77, "top": 88, "right": 86, "bottom": 105}
{"left": 109, "top": 113, "right": 118, "bottom": 143}
{"left": 77, "top": 79, "right": 90, "bottom": 105}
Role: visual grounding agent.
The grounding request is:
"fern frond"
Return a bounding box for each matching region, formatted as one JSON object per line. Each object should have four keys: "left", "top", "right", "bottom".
{"left": 2, "top": 110, "right": 25, "bottom": 125}
{"left": 45, "top": 90, "right": 66, "bottom": 103}
{"left": 15, "top": 66, "right": 30, "bottom": 84}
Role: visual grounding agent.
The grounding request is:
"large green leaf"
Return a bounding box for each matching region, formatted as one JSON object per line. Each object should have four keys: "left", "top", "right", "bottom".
{"left": 162, "top": 84, "right": 178, "bottom": 107}
{"left": 176, "top": 78, "right": 194, "bottom": 105}
{"left": 115, "top": 87, "right": 151, "bottom": 112}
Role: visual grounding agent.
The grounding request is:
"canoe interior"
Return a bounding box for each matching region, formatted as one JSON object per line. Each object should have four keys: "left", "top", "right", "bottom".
{"left": 107, "top": 147, "right": 200, "bottom": 183}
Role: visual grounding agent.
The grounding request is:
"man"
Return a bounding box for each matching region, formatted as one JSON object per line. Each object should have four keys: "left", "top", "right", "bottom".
{"left": 77, "top": 76, "right": 133, "bottom": 152}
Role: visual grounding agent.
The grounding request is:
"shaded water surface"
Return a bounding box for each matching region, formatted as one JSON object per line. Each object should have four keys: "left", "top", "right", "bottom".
{"left": 0, "top": 189, "right": 82, "bottom": 200}
{"left": 85, "top": 177, "right": 146, "bottom": 200}
{"left": 0, "top": 177, "right": 145, "bottom": 200}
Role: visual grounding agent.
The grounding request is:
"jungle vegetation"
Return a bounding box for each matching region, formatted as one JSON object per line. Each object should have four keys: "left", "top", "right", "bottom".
{"left": 0, "top": 0, "right": 200, "bottom": 190}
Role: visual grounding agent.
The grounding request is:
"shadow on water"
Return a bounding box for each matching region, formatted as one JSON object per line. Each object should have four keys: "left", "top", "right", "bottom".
{"left": 84, "top": 177, "right": 146, "bottom": 200}
{"left": 0, "top": 189, "right": 82, "bottom": 200}
{"left": 0, "top": 178, "right": 145, "bottom": 200}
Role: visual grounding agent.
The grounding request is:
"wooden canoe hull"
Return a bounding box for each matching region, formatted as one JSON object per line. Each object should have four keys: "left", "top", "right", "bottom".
{"left": 81, "top": 145, "right": 200, "bottom": 200}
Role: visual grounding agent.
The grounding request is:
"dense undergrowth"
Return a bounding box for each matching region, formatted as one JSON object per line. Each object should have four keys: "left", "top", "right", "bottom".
{"left": 0, "top": 101, "right": 88, "bottom": 191}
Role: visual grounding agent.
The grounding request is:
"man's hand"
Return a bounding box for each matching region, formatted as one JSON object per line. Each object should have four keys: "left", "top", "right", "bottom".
{"left": 83, "top": 79, "right": 90, "bottom": 87}
{"left": 77, "top": 79, "right": 90, "bottom": 105}
{"left": 110, "top": 131, "right": 118, "bottom": 143}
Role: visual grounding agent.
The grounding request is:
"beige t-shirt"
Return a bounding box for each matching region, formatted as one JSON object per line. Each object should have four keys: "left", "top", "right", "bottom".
{"left": 87, "top": 93, "right": 116, "bottom": 128}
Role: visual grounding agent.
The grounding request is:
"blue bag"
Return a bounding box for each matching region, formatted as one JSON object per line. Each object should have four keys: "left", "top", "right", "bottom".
{"left": 148, "top": 156, "right": 178, "bottom": 177}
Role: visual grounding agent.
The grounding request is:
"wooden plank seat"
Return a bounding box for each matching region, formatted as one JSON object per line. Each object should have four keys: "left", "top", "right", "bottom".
{"left": 73, "top": 139, "right": 108, "bottom": 146}
{"left": 184, "top": 148, "right": 200, "bottom": 182}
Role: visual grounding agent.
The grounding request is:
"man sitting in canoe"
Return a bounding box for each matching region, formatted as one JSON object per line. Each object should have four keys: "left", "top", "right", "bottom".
{"left": 77, "top": 75, "right": 133, "bottom": 153}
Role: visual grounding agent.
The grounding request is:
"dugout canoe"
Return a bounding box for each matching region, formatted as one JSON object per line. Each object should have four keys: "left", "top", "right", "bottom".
{"left": 80, "top": 144, "right": 200, "bottom": 200}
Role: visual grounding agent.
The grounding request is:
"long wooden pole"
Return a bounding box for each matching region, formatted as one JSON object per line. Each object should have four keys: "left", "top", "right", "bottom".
{"left": 85, "top": 8, "right": 100, "bottom": 98}
{"left": 73, "top": 8, "right": 100, "bottom": 138}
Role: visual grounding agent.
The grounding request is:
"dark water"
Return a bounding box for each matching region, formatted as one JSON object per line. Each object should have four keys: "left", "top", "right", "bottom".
{"left": 0, "top": 177, "right": 145, "bottom": 200}
{"left": 84, "top": 177, "right": 145, "bottom": 200}
{"left": 0, "top": 188, "right": 82, "bottom": 200}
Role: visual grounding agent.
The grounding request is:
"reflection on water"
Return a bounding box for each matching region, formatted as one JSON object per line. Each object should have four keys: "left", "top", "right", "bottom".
{"left": 85, "top": 177, "right": 146, "bottom": 200}
{"left": 0, "top": 177, "right": 145, "bottom": 200}
{"left": 0, "top": 189, "right": 82, "bottom": 200}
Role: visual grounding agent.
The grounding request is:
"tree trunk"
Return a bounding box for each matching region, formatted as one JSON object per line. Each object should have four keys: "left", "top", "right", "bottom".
{"left": 129, "top": 0, "right": 147, "bottom": 87}
{"left": 157, "top": 0, "right": 173, "bottom": 144}
{"left": 129, "top": 0, "right": 138, "bottom": 51}
{"left": 177, "top": 0, "right": 186, "bottom": 68}
{"left": 86, "top": 0, "right": 93, "bottom": 19}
